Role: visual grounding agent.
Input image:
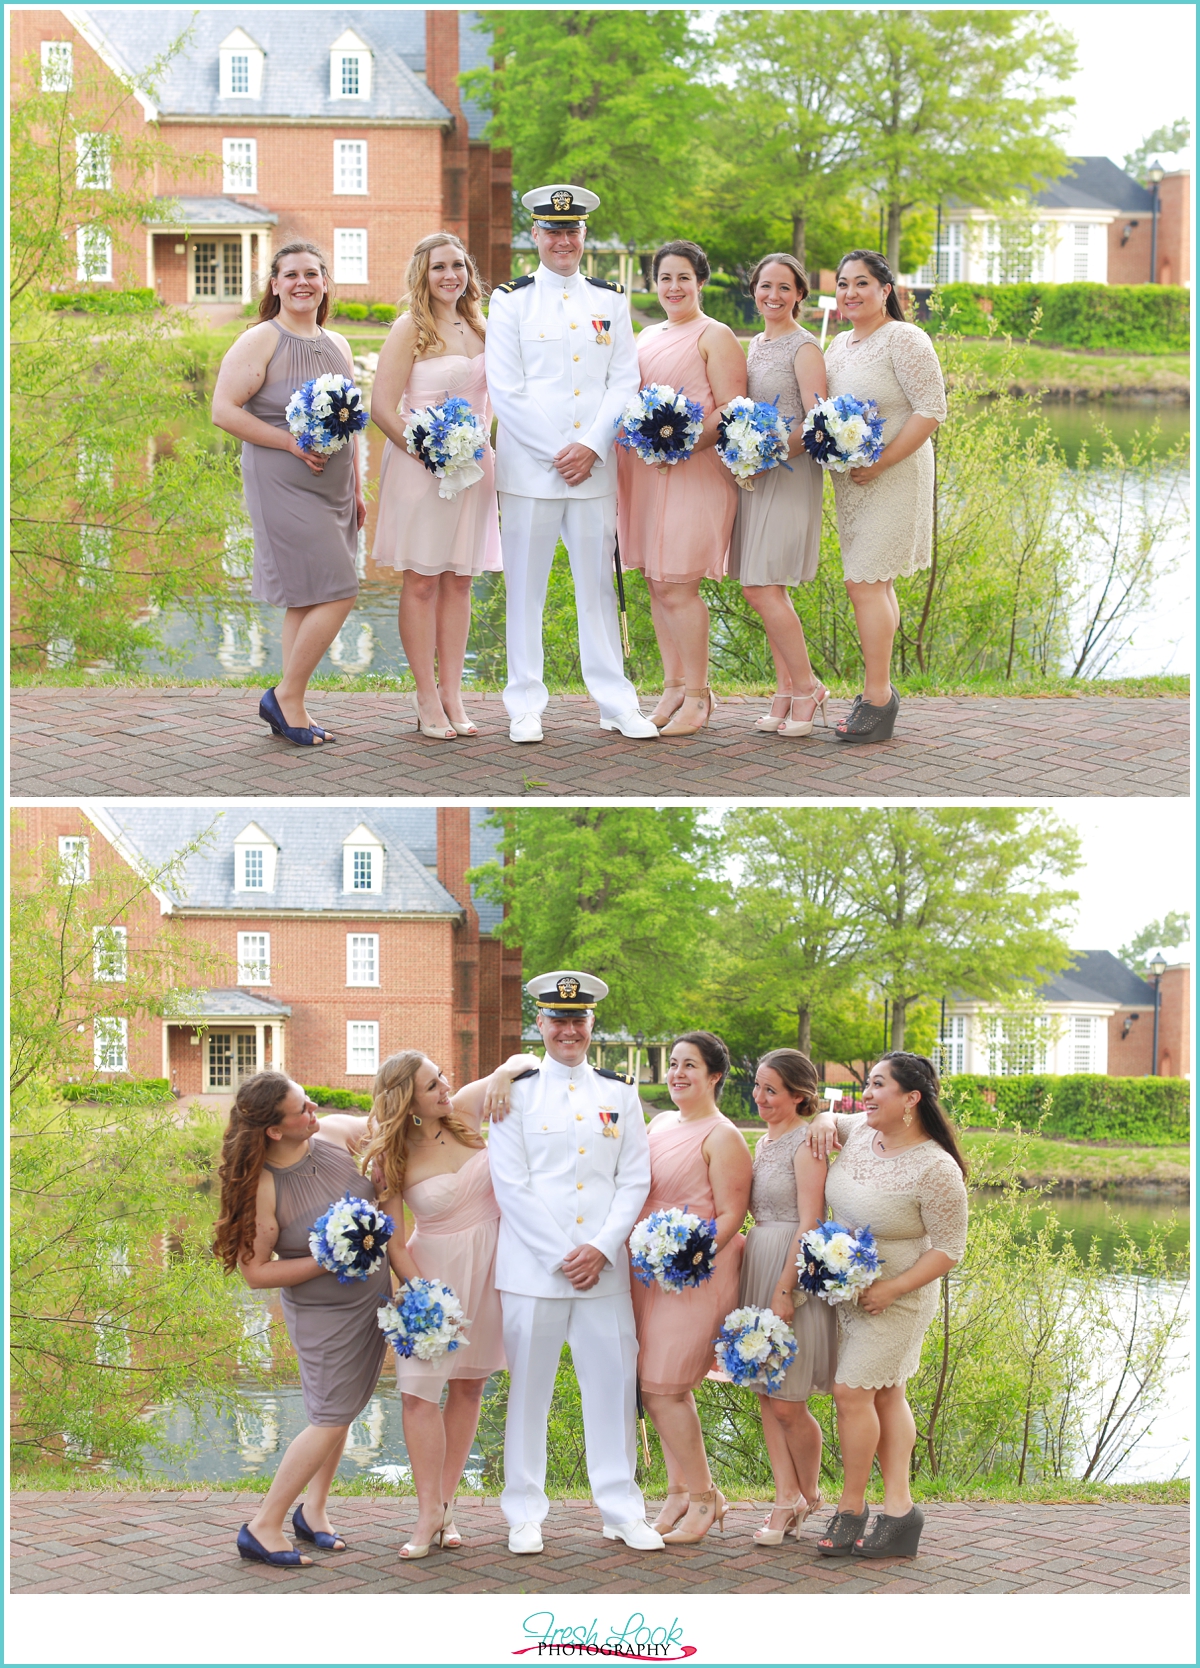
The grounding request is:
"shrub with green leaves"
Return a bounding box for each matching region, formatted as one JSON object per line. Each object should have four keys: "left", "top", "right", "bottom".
{"left": 305, "top": 1085, "right": 373, "bottom": 1111}
{"left": 945, "top": 1073, "right": 1189, "bottom": 1144}
{"left": 368, "top": 303, "right": 397, "bottom": 324}
{"left": 46, "top": 288, "right": 159, "bottom": 314}
{"left": 930, "top": 283, "right": 1189, "bottom": 352}
{"left": 333, "top": 301, "right": 369, "bottom": 321}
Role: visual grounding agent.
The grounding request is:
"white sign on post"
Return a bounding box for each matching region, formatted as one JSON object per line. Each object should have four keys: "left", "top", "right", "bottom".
{"left": 817, "top": 294, "right": 838, "bottom": 348}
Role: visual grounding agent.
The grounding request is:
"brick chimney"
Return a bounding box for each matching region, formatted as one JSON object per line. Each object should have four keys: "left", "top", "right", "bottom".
{"left": 425, "top": 11, "right": 469, "bottom": 241}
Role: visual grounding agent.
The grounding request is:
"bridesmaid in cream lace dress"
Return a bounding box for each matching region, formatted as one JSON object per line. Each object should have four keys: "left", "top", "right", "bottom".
{"left": 371, "top": 234, "right": 501, "bottom": 741}
{"left": 825, "top": 250, "right": 948, "bottom": 743}
{"left": 729, "top": 254, "right": 830, "bottom": 738}
{"left": 816, "top": 1053, "right": 968, "bottom": 1561}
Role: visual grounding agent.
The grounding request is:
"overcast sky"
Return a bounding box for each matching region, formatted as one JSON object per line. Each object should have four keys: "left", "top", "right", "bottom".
{"left": 1048, "top": 3, "right": 1195, "bottom": 170}
{"left": 1058, "top": 800, "right": 1193, "bottom": 959}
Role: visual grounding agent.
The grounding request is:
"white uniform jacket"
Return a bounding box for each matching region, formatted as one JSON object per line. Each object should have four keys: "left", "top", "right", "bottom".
{"left": 488, "top": 1056, "right": 650, "bottom": 1300}
{"left": 486, "top": 264, "right": 640, "bottom": 501}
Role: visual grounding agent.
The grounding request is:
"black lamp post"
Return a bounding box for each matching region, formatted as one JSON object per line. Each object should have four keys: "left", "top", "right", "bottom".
{"left": 1148, "top": 951, "right": 1167, "bottom": 1075}
{"left": 1148, "top": 162, "right": 1165, "bottom": 283}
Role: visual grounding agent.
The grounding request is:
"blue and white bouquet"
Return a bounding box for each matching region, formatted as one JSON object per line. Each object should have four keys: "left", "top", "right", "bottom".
{"left": 713, "top": 1305, "right": 798, "bottom": 1391}
{"left": 615, "top": 383, "right": 704, "bottom": 468}
{"left": 797, "top": 1220, "right": 881, "bottom": 1304}
{"left": 629, "top": 1208, "right": 718, "bottom": 1293}
{"left": 800, "top": 395, "right": 885, "bottom": 473}
{"left": 404, "top": 395, "right": 487, "bottom": 499}
{"left": 308, "top": 1193, "right": 394, "bottom": 1283}
{"left": 285, "top": 372, "right": 368, "bottom": 457}
{"left": 377, "top": 1277, "right": 470, "bottom": 1361}
{"left": 715, "top": 397, "right": 793, "bottom": 485}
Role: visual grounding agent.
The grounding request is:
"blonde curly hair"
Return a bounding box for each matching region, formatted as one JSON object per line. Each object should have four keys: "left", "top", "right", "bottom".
{"left": 400, "top": 232, "right": 487, "bottom": 358}
{"left": 359, "top": 1049, "right": 483, "bottom": 1202}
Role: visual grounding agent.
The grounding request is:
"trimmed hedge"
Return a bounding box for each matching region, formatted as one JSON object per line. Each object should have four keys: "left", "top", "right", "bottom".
{"left": 46, "top": 287, "right": 159, "bottom": 314}
{"left": 305, "top": 1084, "right": 373, "bottom": 1111}
{"left": 942, "top": 1074, "right": 1189, "bottom": 1145}
{"left": 62, "top": 1077, "right": 173, "bottom": 1103}
{"left": 369, "top": 303, "right": 397, "bottom": 324}
{"left": 333, "top": 301, "right": 369, "bottom": 321}
{"left": 929, "top": 282, "right": 1189, "bottom": 353}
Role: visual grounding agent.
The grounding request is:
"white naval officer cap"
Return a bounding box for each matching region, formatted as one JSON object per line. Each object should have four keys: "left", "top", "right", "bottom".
{"left": 527, "top": 970, "right": 609, "bottom": 1016}
{"left": 522, "top": 184, "right": 600, "bottom": 228}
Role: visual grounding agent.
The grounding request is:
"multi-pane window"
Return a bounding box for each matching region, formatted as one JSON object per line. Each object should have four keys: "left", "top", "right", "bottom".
{"left": 76, "top": 227, "right": 112, "bottom": 282}
{"left": 341, "top": 54, "right": 360, "bottom": 95}
{"left": 934, "top": 1014, "right": 966, "bottom": 1075}
{"left": 237, "top": 932, "right": 270, "bottom": 985}
{"left": 917, "top": 222, "right": 964, "bottom": 286}
{"left": 41, "top": 40, "right": 73, "bottom": 90}
{"left": 331, "top": 50, "right": 369, "bottom": 99}
{"left": 75, "top": 134, "right": 112, "bottom": 190}
{"left": 351, "top": 848, "right": 373, "bottom": 890}
{"left": 78, "top": 526, "right": 112, "bottom": 586}
{"left": 243, "top": 848, "right": 265, "bottom": 889}
{"left": 94, "top": 1018, "right": 128, "bottom": 1072}
{"left": 347, "top": 1021, "right": 380, "bottom": 1076}
{"left": 208, "top": 1032, "right": 233, "bottom": 1089}
{"left": 59, "top": 836, "right": 90, "bottom": 883}
{"left": 334, "top": 141, "right": 367, "bottom": 195}
{"left": 347, "top": 933, "right": 379, "bottom": 987}
{"left": 229, "top": 54, "right": 250, "bottom": 95}
{"left": 1072, "top": 1016, "right": 1094, "bottom": 1073}
{"left": 1072, "top": 223, "right": 1091, "bottom": 282}
{"left": 222, "top": 240, "right": 243, "bottom": 300}
{"left": 222, "top": 138, "right": 257, "bottom": 193}
{"left": 333, "top": 229, "right": 368, "bottom": 285}
{"left": 237, "top": 1033, "right": 258, "bottom": 1078}
{"left": 93, "top": 925, "right": 128, "bottom": 982}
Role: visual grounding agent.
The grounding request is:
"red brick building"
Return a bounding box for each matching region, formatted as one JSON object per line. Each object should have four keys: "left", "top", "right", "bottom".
{"left": 11, "top": 804, "right": 523, "bottom": 1100}
{"left": 11, "top": 8, "right": 512, "bottom": 304}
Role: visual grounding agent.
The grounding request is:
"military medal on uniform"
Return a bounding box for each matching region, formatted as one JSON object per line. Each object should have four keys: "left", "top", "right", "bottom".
{"left": 598, "top": 1106, "right": 620, "bottom": 1138}
{"left": 591, "top": 317, "right": 611, "bottom": 345}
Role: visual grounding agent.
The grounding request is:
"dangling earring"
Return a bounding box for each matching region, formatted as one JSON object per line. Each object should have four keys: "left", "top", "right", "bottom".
{"left": 903, "top": 1107, "right": 914, "bottom": 1128}
{"left": 412, "top": 1114, "right": 422, "bottom": 1127}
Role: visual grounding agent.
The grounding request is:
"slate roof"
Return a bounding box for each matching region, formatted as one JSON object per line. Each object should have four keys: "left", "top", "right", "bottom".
{"left": 175, "top": 989, "right": 293, "bottom": 1018}
{"left": 146, "top": 197, "right": 279, "bottom": 226}
{"left": 92, "top": 806, "right": 506, "bottom": 931}
{"left": 1034, "top": 156, "right": 1154, "bottom": 214}
{"left": 79, "top": 9, "right": 494, "bottom": 136}
{"left": 1039, "top": 950, "right": 1158, "bottom": 1007}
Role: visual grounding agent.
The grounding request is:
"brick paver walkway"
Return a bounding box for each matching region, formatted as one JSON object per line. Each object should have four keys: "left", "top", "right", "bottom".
{"left": 9, "top": 1493, "right": 1189, "bottom": 1594}
{"left": 10, "top": 688, "right": 1188, "bottom": 798}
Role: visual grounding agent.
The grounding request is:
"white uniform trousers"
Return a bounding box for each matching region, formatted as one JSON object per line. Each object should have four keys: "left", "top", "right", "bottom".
{"left": 499, "top": 1289, "right": 645, "bottom": 1528}
{"left": 499, "top": 492, "right": 640, "bottom": 722}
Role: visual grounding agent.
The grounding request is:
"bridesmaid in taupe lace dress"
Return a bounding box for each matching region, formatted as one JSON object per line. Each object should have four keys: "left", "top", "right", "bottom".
{"left": 728, "top": 254, "right": 829, "bottom": 738}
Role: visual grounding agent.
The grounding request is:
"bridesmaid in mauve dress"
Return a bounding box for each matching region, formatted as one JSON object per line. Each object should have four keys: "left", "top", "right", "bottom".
{"left": 370, "top": 233, "right": 501, "bottom": 742}
{"left": 213, "top": 1072, "right": 392, "bottom": 1567}
{"left": 616, "top": 240, "right": 745, "bottom": 738}
{"left": 629, "top": 1032, "right": 751, "bottom": 1545}
{"left": 212, "top": 241, "right": 366, "bottom": 746}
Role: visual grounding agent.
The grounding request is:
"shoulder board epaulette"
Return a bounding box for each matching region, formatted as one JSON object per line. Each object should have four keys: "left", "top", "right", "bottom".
{"left": 595, "top": 1067, "right": 635, "bottom": 1085}
{"left": 512, "top": 1065, "right": 540, "bottom": 1082}
{"left": 493, "top": 274, "right": 536, "bottom": 296}
{"left": 586, "top": 276, "right": 624, "bottom": 295}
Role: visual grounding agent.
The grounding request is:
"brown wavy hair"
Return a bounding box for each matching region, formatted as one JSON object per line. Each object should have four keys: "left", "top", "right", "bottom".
{"left": 672, "top": 1030, "right": 730, "bottom": 1092}
{"left": 400, "top": 232, "right": 487, "bottom": 358}
{"left": 255, "top": 240, "right": 332, "bottom": 327}
{"left": 213, "top": 1071, "right": 296, "bottom": 1273}
{"left": 874, "top": 1052, "right": 968, "bottom": 1176}
{"left": 359, "top": 1049, "right": 484, "bottom": 1203}
{"left": 748, "top": 252, "right": 810, "bottom": 317}
{"left": 757, "top": 1049, "right": 822, "bottom": 1117}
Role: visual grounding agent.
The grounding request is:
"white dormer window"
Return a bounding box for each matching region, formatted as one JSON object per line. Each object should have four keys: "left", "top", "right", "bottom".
{"left": 233, "top": 821, "right": 278, "bottom": 892}
{"left": 219, "top": 29, "right": 265, "bottom": 99}
{"left": 343, "top": 824, "right": 384, "bottom": 893}
{"left": 42, "top": 40, "right": 74, "bottom": 91}
{"left": 330, "top": 30, "right": 372, "bottom": 100}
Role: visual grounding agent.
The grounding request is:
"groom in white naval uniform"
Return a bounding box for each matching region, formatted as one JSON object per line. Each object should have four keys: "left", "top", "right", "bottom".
{"left": 485, "top": 185, "right": 659, "bottom": 745}
{"left": 486, "top": 970, "right": 664, "bottom": 1554}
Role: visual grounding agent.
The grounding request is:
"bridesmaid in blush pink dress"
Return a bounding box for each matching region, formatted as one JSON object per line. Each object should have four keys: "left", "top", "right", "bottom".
{"left": 616, "top": 241, "right": 746, "bottom": 738}
{"left": 629, "top": 1032, "right": 751, "bottom": 1545}
{"left": 371, "top": 233, "right": 501, "bottom": 741}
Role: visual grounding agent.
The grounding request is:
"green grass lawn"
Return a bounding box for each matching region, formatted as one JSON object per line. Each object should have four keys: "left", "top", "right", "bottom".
{"left": 961, "top": 1128, "right": 1191, "bottom": 1188}
{"left": 940, "top": 338, "right": 1191, "bottom": 396}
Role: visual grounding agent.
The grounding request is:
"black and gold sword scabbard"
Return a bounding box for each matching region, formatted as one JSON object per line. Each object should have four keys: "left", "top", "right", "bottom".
{"left": 636, "top": 1373, "right": 651, "bottom": 1465}
{"left": 614, "top": 533, "right": 631, "bottom": 658}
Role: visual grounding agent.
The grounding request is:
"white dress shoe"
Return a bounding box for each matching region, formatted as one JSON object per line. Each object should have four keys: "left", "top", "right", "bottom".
{"left": 599, "top": 709, "right": 661, "bottom": 740}
{"left": 507, "top": 1521, "right": 544, "bottom": 1554}
{"left": 509, "top": 713, "right": 544, "bottom": 744}
{"left": 602, "top": 1519, "right": 665, "bottom": 1551}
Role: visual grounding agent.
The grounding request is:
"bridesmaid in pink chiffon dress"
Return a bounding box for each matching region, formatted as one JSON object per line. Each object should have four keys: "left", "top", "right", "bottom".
{"left": 629, "top": 1032, "right": 751, "bottom": 1545}
{"left": 370, "top": 233, "right": 501, "bottom": 741}
{"left": 616, "top": 241, "right": 746, "bottom": 738}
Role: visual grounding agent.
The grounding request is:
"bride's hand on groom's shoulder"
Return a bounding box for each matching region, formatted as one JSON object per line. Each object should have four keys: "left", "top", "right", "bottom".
{"left": 481, "top": 1052, "right": 541, "bottom": 1123}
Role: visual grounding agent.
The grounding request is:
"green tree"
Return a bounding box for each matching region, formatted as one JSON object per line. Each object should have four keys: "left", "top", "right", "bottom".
{"left": 1123, "top": 119, "right": 1191, "bottom": 185}
{"left": 468, "top": 809, "right": 721, "bottom": 1037}
{"left": 10, "top": 41, "right": 242, "bottom": 673}
{"left": 845, "top": 808, "right": 1081, "bottom": 1049}
{"left": 1119, "top": 912, "right": 1191, "bottom": 968}
{"left": 461, "top": 11, "right": 712, "bottom": 244}
{"left": 846, "top": 10, "right": 1077, "bottom": 273}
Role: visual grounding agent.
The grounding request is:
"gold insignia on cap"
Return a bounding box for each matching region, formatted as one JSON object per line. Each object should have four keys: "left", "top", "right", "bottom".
{"left": 551, "top": 190, "right": 573, "bottom": 214}
{"left": 557, "top": 976, "right": 580, "bottom": 1000}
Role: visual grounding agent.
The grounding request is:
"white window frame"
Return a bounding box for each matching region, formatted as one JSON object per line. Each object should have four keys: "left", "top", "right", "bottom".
{"left": 346, "top": 933, "right": 379, "bottom": 987}
{"left": 242, "top": 849, "right": 265, "bottom": 890}
{"left": 76, "top": 226, "right": 112, "bottom": 283}
{"left": 934, "top": 1014, "right": 966, "bottom": 1076}
{"left": 1072, "top": 222, "right": 1092, "bottom": 282}
{"left": 93, "top": 925, "right": 128, "bottom": 982}
{"left": 234, "top": 823, "right": 278, "bottom": 892}
{"left": 219, "top": 33, "right": 264, "bottom": 100}
{"left": 1072, "top": 1015, "right": 1094, "bottom": 1073}
{"left": 75, "top": 133, "right": 112, "bottom": 190}
{"left": 330, "top": 51, "right": 371, "bottom": 101}
{"left": 41, "top": 40, "right": 73, "bottom": 91}
{"left": 237, "top": 931, "right": 271, "bottom": 986}
{"left": 333, "top": 228, "right": 368, "bottom": 286}
{"left": 59, "top": 836, "right": 90, "bottom": 883}
{"left": 342, "top": 826, "right": 383, "bottom": 893}
{"left": 222, "top": 138, "right": 257, "bottom": 193}
{"left": 94, "top": 1017, "right": 128, "bottom": 1073}
{"left": 333, "top": 140, "right": 368, "bottom": 195}
{"left": 346, "top": 1020, "right": 380, "bottom": 1076}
